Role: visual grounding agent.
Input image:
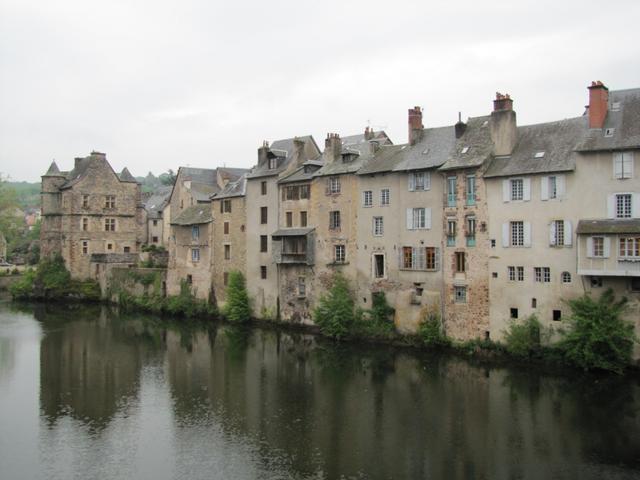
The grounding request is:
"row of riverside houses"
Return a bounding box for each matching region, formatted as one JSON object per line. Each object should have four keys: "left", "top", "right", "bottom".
{"left": 40, "top": 81, "right": 640, "bottom": 350}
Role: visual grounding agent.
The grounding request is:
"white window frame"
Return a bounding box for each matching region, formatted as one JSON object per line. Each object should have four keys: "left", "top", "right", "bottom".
{"left": 363, "top": 190, "right": 373, "bottom": 207}
{"left": 373, "top": 216, "right": 384, "bottom": 236}
{"left": 454, "top": 286, "right": 467, "bottom": 303}
{"left": 334, "top": 244, "right": 346, "bottom": 263}
{"left": 616, "top": 194, "right": 632, "bottom": 218}
{"left": 613, "top": 152, "right": 634, "bottom": 179}
{"left": 191, "top": 248, "right": 200, "bottom": 262}
{"left": 511, "top": 221, "right": 524, "bottom": 247}
{"left": 192, "top": 225, "right": 200, "bottom": 240}
{"left": 408, "top": 171, "right": 430, "bottom": 191}
{"left": 511, "top": 179, "right": 523, "bottom": 201}
{"left": 380, "top": 188, "right": 390, "bottom": 206}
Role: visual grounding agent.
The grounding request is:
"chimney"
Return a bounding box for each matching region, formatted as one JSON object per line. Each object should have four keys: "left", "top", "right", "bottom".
{"left": 408, "top": 106, "right": 423, "bottom": 145}
{"left": 324, "top": 133, "right": 342, "bottom": 163}
{"left": 74, "top": 157, "right": 83, "bottom": 169}
{"left": 455, "top": 112, "right": 466, "bottom": 139}
{"left": 490, "top": 92, "right": 517, "bottom": 156}
{"left": 258, "top": 140, "right": 270, "bottom": 166}
{"left": 364, "top": 126, "right": 374, "bottom": 141}
{"left": 292, "top": 137, "right": 306, "bottom": 168}
{"left": 588, "top": 80, "right": 609, "bottom": 129}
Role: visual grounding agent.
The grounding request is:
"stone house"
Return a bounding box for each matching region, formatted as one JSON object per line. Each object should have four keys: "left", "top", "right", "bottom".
{"left": 210, "top": 174, "right": 247, "bottom": 307}
{"left": 40, "top": 152, "right": 146, "bottom": 279}
{"left": 355, "top": 108, "right": 451, "bottom": 333}
{"left": 143, "top": 186, "right": 172, "bottom": 246}
{"left": 244, "top": 136, "right": 321, "bottom": 318}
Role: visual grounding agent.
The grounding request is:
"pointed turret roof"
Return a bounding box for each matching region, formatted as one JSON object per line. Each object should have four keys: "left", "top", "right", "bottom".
{"left": 119, "top": 167, "right": 137, "bottom": 183}
{"left": 44, "top": 160, "right": 63, "bottom": 176}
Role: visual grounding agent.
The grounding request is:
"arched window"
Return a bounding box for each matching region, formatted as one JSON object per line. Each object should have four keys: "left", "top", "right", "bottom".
{"left": 561, "top": 271, "right": 572, "bottom": 283}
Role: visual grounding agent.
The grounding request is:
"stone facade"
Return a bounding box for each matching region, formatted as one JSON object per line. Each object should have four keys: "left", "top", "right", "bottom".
{"left": 40, "top": 152, "right": 145, "bottom": 279}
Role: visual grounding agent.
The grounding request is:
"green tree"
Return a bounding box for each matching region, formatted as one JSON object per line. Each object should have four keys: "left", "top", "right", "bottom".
{"left": 0, "top": 175, "right": 18, "bottom": 244}
{"left": 159, "top": 169, "right": 177, "bottom": 186}
{"left": 223, "top": 271, "right": 251, "bottom": 323}
{"left": 560, "top": 289, "right": 636, "bottom": 373}
{"left": 503, "top": 315, "right": 542, "bottom": 358}
{"left": 313, "top": 272, "right": 355, "bottom": 339}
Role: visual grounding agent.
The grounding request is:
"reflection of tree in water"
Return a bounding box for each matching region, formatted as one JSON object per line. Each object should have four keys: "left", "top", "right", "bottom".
{"left": 223, "top": 324, "right": 251, "bottom": 363}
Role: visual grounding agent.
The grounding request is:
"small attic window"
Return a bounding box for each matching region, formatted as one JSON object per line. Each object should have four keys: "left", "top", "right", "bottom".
{"left": 611, "top": 102, "right": 621, "bottom": 112}
{"left": 605, "top": 128, "right": 615, "bottom": 137}
{"left": 461, "top": 147, "right": 470, "bottom": 154}
{"left": 534, "top": 151, "right": 545, "bottom": 158}
{"left": 422, "top": 148, "right": 430, "bottom": 155}
{"left": 482, "top": 120, "right": 488, "bottom": 127}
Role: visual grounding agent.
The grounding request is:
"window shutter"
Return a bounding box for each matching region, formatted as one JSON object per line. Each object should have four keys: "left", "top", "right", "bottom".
{"left": 425, "top": 172, "right": 431, "bottom": 190}
{"left": 613, "top": 153, "right": 623, "bottom": 179}
{"left": 603, "top": 237, "right": 611, "bottom": 258}
{"left": 564, "top": 220, "right": 572, "bottom": 246}
{"left": 557, "top": 174, "right": 566, "bottom": 199}
{"left": 586, "top": 237, "right": 594, "bottom": 258}
{"left": 406, "top": 208, "right": 413, "bottom": 230}
{"left": 523, "top": 178, "right": 531, "bottom": 201}
{"left": 408, "top": 174, "right": 415, "bottom": 191}
{"left": 325, "top": 178, "right": 330, "bottom": 195}
{"left": 549, "top": 222, "right": 556, "bottom": 246}
{"left": 541, "top": 176, "right": 549, "bottom": 201}
{"left": 502, "top": 223, "right": 510, "bottom": 247}
{"left": 435, "top": 247, "right": 440, "bottom": 271}
{"left": 625, "top": 152, "right": 634, "bottom": 179}
{"left": 502, "top": 180, "right": 510, "bottom": 202}
{"left": 607, "top": 194, "right": 615, "bottom": 218}
{"left": 633, "top": 193, "right": 640, "bottom": 219}
{"left": 523, "top": 222, "right": 532, "bottom": 247}
{"left": 425, "top": 208, "right": 432, "bottom": 229}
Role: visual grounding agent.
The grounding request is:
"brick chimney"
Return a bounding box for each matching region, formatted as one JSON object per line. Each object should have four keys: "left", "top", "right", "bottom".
{"left": 588, "top": 80, "right": 609, "bottom": 129}
{"left": 364, "top": 126, "right": 374, "bottom": 141}
{"left": 490, "top": 92, "right": 517, "bottom": 156}
{"left": 324, "top": 133, "right": 342, "bottom": 163}
{"left": 408, "top": 106, "right": 423, "bottom": 145}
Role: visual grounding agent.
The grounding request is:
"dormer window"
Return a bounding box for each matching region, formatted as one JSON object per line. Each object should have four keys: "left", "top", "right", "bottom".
{"left": 461, "top": 146, "right": 469, "bottom": 154}
{"left": 268, "top": 157, "right": 278, "bottom": 169}
{"left": 534, "top": 151, "right": 545, "bottom": 158}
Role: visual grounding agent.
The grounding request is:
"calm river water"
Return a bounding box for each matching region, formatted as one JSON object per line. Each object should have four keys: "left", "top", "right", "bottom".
{"left": 0, "top": 301, "right": 639, "bottom": 480}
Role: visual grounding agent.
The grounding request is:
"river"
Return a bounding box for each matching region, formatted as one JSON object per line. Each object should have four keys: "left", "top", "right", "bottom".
{"left": 0, "top": 301, "right": 639, "bottom": 479}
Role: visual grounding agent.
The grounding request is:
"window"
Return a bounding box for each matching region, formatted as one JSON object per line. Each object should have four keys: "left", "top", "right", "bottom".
{"left": 186, "top": 274, "right": 193, "bottom": 284}
{"left": 123, "top": 246, "right": 131, "bottom": 253}
{"left": 192, "top": 225, "right": 200, "bottom": 240}
{"left": 447, "top": 219, "right": 456, "bottom": 247}
{"left": 300, "top": 184, "right": 310, "bottom": 199}
{"left": 268, "top": 157, "right": 277, "bottom": 169}
{"left": 284, "top": 186, "right": 300, "bottom": 200}
{"left": 107, "top": 243, "right": 113, "bottom": 251}
{"left": 298, "top": 277, "right": 306, "bottom": 297}
{"left": 334, "top": 244, "right": 346, "bottom": 263}
{"left": 224, "top": 222, "right": 229, "bottom": 235}
{"left": 327, "top": 176, "right": 341, "bottom": 194}
{"left": 82, "top": 195, "right": 89, "bottom": 208}
{"left": 81, "top": 241, "right": 88, "bottom": 255}
{"left": 510, "top": 221, "right": 524, "bottom": 246}
{"left": 454, "top": 286, "right": 466, "bottom": 303}
{"left": 517, "top": 266, "right": 524, "bottom": 281}
{"left": 191, "top": 248, "right": 200, "bottom": 262}
{"left": 329, "top": 211, "right": 341, "bottom": 230}
{"left": 409, "top": 172, "right": 430, "bottom": 191}
{"left": 260, "top": 266, "right": 267, "bottom": 279}
{"left": 104, "top": 218, "right": 116, "bottom": 231}
{"left": 614, "top": 152, "right": 634, "bottom": 179}
{"left": 260, "top": 207, "right": 268, "bottom": 224}
{"left": 552, "top": 220, "right": 564, "bottom": 246}
{"left": 561, "top": 271, "right": 572, "bottom": 283}
{"left": 532, "top": 298, "right": 537, "bottom": 308}
{"left": 408, "top": 208, "right": 428, "bottom": 230}
{"left": 534, "top": 267, "right": 551, "bottom": 283}
{"left": 466, "top": 175, "right": 476, "bottom": 206}
{"left": 510, "top": 179, "right": 523, "bottom": 201}
{"left": 447, "top": 176, "right": 456, "bottom": 207}
{"left": 619, "top": 237, "right": 640, "bottom": 258}
{"left": 615, "top": 194, "right": 632, "bottom": 218}
{"left": 510, "top": 308, "right": 518, "bottom": 319}
{"left": 362, "top": 189, "right": 371, "bottom": 207}
{"left": 548, "top": 176, "right": 557, "bottom": 199}
{"left": 261, "top": 181, "right": 267, "bottom": 195}
{"left": 380, "top": 188, "right": 390, "bottom": 206}
{"left": 152, "top": 220, "right": 158, "bottom": 227}
{"left": 300, "top": 211, "right": 307, "bottom": 227}
{"left": 152, "top": 236, "right": 158, "bottom": 243}
{"left": 553, "top": 310, "right": 562, "bottom": 321}
{"left": 224, "top": 244, "right": 231, "bottom": 260}
{"left": 630, "top": 278, "right": 640, "bottom": 292}
{"left": 82, "top": 218, "right": 89, "bottom": 231}
{"left": 591, "top": 276, "right": 603, "bottom": 288}
{"left": 223, "top": 272, "right": 229, "bottom": 286}
{"left": 286, "top": 211, "right": 293, "bottom": 227}
{"left": 260, "top": 235, "right": 268, "bottom": 252}
{"left": 105, "top": 195, "right": 115, "bottom": 209}
{"left": 402, "top": 247, "right": 438, "bottom": 271}
{"left": 373, "top": 217, "right": 384, "bottom": 236}
{"left": 455, "top": 251, "right": 465, "bottom": 273}
{"left": 466, "top": 216, "right": 476, "bottom": 247}
{"left": 508, "top": 266, "right": 516, "bottom": 281}
{"left": 373, "top": 254, "right": 385, "bottom": 278}
{"left": 223, "top": 199, "right": 232, "bottom": 213}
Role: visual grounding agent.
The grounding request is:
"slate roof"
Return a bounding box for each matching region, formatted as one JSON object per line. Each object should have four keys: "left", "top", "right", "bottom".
{"left": 484, "top": 117, "right": 586, "bottom": 178}
{"left": 341, "top": 130, "right": 391, "bottom": 147}
{"left": 171, "top": 205, "right": 213, "bottom": 226}
{"left": 439, "top": 116, "right": 493, "bottom": 171}
{"left": 272, "top": 227, "right": 315, "bottom": 237}
{"left": 313, "top": 146, "right": 372, "bottom": 177}
{"left": 247, "top": 135, "right": 320, "bottom": 179}
{"left": 144, "top": 186, "right": 172, "bottom": 219}
{"left": 172, "top": 166, "right": 248, "bottom": 203}
{"left": 576, "top": 219, "right": 640, "bottom": 235}
{"left": 577, "top": 88, "right": 640, "bottom": 152}
{"left": 278, "top": 160, "right": 324, "bottom": 184}
{"left": 118, "top": 167, "right": 137, "bottom": 183}
{"left": 43, "top": 161, "right": 63, "bottom": 176}
{"left": 212, "top": 174, "right": 247, "bottom": 199}
{"left": 190, "top": 182, "right": 219, "bottom": 202}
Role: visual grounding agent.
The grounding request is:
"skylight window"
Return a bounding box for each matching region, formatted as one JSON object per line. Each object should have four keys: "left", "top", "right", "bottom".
{"left": 461, "top": 147, "right": 470, "bottom": 154}
{"left": 605, "top": 128, "right": 615, "bottom": 137}
{"left": 422, "top": 148, "right": 430, "bottom": 155}
{"left": 534, "top": 151, "right": 545, "bottom": 158}
{"left": 611, "top": 102, "right": 621, "bottom": 112}
{"left": 482, "top": 120, "right": 488, "bottom": 127}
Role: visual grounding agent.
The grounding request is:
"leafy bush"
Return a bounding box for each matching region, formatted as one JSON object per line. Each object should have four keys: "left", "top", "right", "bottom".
{"left": 559, "top": 289, "right": 636, "bottom": 374}
{"left": 353, "top": 292, "right": 396, "bottom": 338}
{"left": 504, "top": 315, "right": 542, "bottom": 359}
{"left": 313, "top": 273, "right": 355, "bottom": 339}
{"left": 223, "top": 271, "right": 251, "bottom": 323}
{"left": 164, "top": 280, "right": 215, "bottom": 318}
{"left": 9, "top": 268, "right": 36, "bottom": 298}
{"left": 418, "top": 311, "right": 450, "bottom": 348}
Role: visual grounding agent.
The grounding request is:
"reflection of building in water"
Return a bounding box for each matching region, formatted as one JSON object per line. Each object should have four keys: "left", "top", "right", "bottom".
{"left": 39, "top": 306, "right": 155, "bottom": 430}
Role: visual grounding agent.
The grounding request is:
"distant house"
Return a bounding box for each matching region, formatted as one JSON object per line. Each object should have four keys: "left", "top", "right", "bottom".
{"left": 143, "top": 186, "right": 172, "bottom": 246}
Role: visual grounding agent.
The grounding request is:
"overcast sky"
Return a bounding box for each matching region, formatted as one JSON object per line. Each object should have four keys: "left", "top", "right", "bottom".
{"left": 1, "top": 0, "right": 639, "bottom": 182}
